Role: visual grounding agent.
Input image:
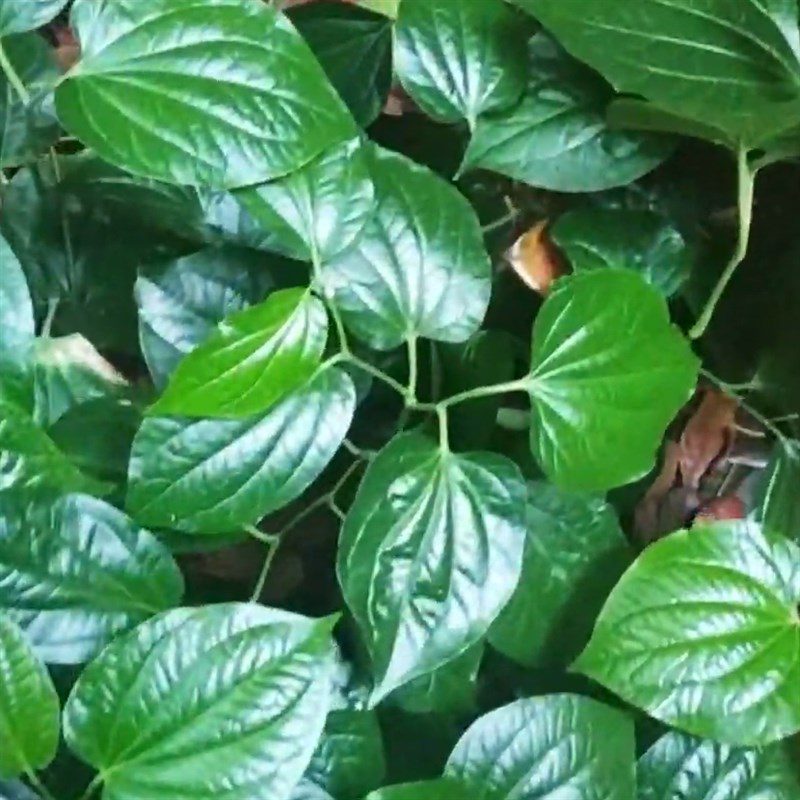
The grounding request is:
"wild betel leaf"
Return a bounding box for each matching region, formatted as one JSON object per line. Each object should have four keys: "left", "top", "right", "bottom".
{"left": 575, "top": 521, "right": 800, "bottom": 746}
{"left": 56, "top": 0, "right": 355, "bottom": 188}
{"left": 337, "top": 432, "right": 526, "bottom": 703}
{"left": 525, "top": 270, "right": 699, "bottom": 491}
{"left": 0, "top": 614, "right": 59, "bottom": 779}
{"left": 394, "top": 0, "right": 528, "bottom": 126}
{"left": 0, "top": 0, "right": 69, "bottom": 36}
{"left": 63, "top": 604, "right": 337, "bottom": 800}
{"left": 755, "top": 439, "right": 800, "bottom": 544}
{"left": 444, "top": 694, "right": 636, "bottom": 800}
{"left": 0, "top": 491, "right": 183, "bottom": 664}
{"left": 150, "top": 288, "right": 327, "bottom": 419}
{"left": 323, "top": 146, "right": 491, "bottom": 350}
{"left": 366, "top": 779, "right": 469, "bottom": 800}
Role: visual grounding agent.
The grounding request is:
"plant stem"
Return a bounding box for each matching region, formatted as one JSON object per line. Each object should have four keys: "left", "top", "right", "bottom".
{"left": 345, "top": 353, "right": 410, "bottom": 398}
{"left": 406, "top": 334, "right": 419, "bottom": 402}
{"left": 244, "top": 524, "right": 278, "bottom": 545}
{"left": 689, "top": 146, "right": 756, "bottom": 340}
{"left": 0, "top": 39, "right": 31, "bottom": 104}
{"left": 76, "top": 775, "right": 103, "bottom": 800}
{"left": 481, "top": 207, "right": 518, "bottom": 234}
{"left": 438, "top": 377, "right": 529, "bottom": 409}
{"left": 24, "top": 770, "right": 57, "bottom": 800}
{"left": 437, "top": 405, "right": 450, "bottom": 452}
{"left": 250, "top": 533, "right": 282, "bottom": 601}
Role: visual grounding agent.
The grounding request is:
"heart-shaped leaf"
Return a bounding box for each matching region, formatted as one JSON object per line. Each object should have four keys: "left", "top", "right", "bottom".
{"left": 525, "top": 269, "right": 699, "bottom": 490}
{"left": 338, "top": 432, "right": 526, "bottom": 703}
{"left": 56, "top": 0, "right": 355, "bottom": 187}
{"left": 575, "top": 521, "right": 800, "bottom": 745}
{"left": 0, "top": 0, "right": 69, "bottom": 36}
{"left": 63, "top": 604, "right": 337, "bottom": 800}
{"left": 0, "top": 491, "right": 183, "bottom": 664}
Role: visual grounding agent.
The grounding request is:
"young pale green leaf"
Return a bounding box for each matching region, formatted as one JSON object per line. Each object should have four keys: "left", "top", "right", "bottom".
{"left": 551, "top": 207, "right": 695, "bottom": 298}
{"left": 0, "top": 33, "right": 60, "bottom": 169}
{"left": 63, "top": 604, "right": 337, "bottom": 800}
{"left": 0, "top": 491, "right": 183, "bottom": 664}
{"left": 128, "top": 367, "right": 355, "bottom": 535}
{"left": 445, "top": 694, "right": 636, "bottom": 800}
{"left": 323, "top": 146, "right": 491, "bottom": 350}
{"left": 56, "top": 0, "right": 355, "bottom": 188}
{"left": 575, "top": 521, "right": 800, "bottom": 746}
{"left": 235, "top": 137, "right": 375, "bottom": 264}
{"left": 0, "top": 614, "right": 59, "bottom": 779}
{"left": 489, "top": 482, "right": 631, "bottom": 668}
{"left": 638, "top": 729, "right": 800, "bottom": 800}
{"left": 0, "top": 0, "right": 69, "bottom": 36}
{"left": 755, "top": 439, "right": 800, "bottom": 544}
{"left": 289, "top": 4, "right": 392, "bottom": 127}
{"left": 394, "top": 0, "right": 528, "bottom": 125}
{"left": 461, "top": 34, "right": 674, "bottom": 192}
{"left": 525, "top": 270, "right": 699, "bottom": 491}
{"left": 366, "top": 779, "right": 469, "bottom": 800}
{"left": 338, "top": 432, "right": 526, "bottom": 703}
{"left": 151, "top": 288, "right": 327, "bottom": 419}
{"left": 520, "top": 0, "right": 800, "bottom": 148}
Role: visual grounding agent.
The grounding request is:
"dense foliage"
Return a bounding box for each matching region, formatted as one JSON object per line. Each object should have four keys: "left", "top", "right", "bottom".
{"left": 1, "top": 0, "right": 799, "bottom": 798}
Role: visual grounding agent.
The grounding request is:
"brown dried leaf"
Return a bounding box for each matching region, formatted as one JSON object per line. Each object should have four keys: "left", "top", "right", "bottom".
{"left": 505, "top": 219, "right": 566, "bottom": 295}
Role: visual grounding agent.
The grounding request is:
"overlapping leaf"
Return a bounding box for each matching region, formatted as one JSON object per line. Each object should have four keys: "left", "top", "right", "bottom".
{"left": 755, "top": 439, "right": 800, "bottom": 544}
{"left": 0, "top": 0, "right": 69, "bottom": 36}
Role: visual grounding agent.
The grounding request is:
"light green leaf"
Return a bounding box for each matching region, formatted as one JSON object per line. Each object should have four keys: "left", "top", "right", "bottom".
{"left": 520, "top": 0, "right": 800, "bottom": 147}
{"left": 0, "top": 614, "right": 59, "bottom": 779}
{"left": 394, "top": 0, "right": 528, "bottom": 125}
{"left": 638, "top": 729, "right": 800, "bottom": 800}
{"left": 128, "top": 367, "right": 355, "bottom": 535}
{"left": 525, "top": 270, "right": 699, "bottom": 491}
{"left": 323, "top": 146, "right": 491, "bottom": 350}
{"left": 338, "top": 432, "right": 526, "bottom": 703}
{"left": 367, "top": 779, "right": 469, "bottom": 800}
{"left": 754, "top": 439, "right": 800, "bottom": 544}
{"left": 489, "top": 481, "right": 631, "bottom": 668}
{"left": 0, "top": 0, "right": 69, "bottom": 36}
{"left": 0, "top": 491, "right": 183, "bottom": 664}
{"left": 575, "top": 521, "right": 800, "bottom": 746}
{"left": 235, "top": 137, "right": 375, "bottom": 263}
{"left": 551, "top": 207, "right": 695, "bottom": 298}
{"left": 445, "top": 694, "right": 636, "bottom": 800}
{"left": 151, "top": 288, "right": 327, "bottom": 419}
{"left": 461, "top": 34, "right": 674, "bottom": 192}
{"left": 56, "top": 0, "right": 355, "bottom": 188}
{"left": 63, "top": 604, "right": 337, "bottom": 800}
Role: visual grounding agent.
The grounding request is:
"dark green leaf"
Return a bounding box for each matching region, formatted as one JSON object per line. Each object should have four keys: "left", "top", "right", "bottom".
{"left": 289, "top": 3, "right": 392, "bottom": 127}
{"left": 551, "top": 207, "right": 695, "bottom": 297}
{"left": 638, "top": 729, "right": 800, "bottom": 800}
{"left": 151, "top": 288, "right": 327, "bottom": 419}
{"left": 338, "top": 432, "right": 526, "bottom": 703}
{"left": 235, "top": 137, "right": 375, "bottom": 263}
{"left": 394, "top": 0, "right": 528, "bottom": 125}
{"left": 0, "top": 0, "right": 69, "bottom": 36}
{"left": 128, "top": 367, "right": 355, "bottom": 535}
{"left": 445, "top": 694, "right": 636, "bottom": 800}
{"left": 323, "top": 146, "right": 491, "bottom": 350}
{"left": 525, "top": 270, "right": 699, "bottom": 490}
{"left": 461, "top": 34, "right": 674, "bottom": 192}
{"left": 63, "top": 604, "right": 337, "bottom": 800}
{"left": 755, "top": 439, "right": 800, "bottom": 544}
{"left": 56, "top": 0, "right": 355, "bottom": 188}
{"left": 0, "top": 614, "right": 59, "bottom": 779}
{"left": 489, "top": 481, "right": 631, "bottom": 668}
{"left": 521, "top": 0, "right": 800, "bottom": 147}
{"left": 575, "top": 521, "right": 800, "bottom": 746}
{"left": 367, "top": 779, "right": 469, "bottom": 800}
{"left": 0, "top": 491, "right": 183, "bottom": 664}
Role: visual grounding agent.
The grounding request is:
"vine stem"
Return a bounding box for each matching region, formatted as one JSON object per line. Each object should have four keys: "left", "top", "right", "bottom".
{"left": 406, "top": 334, "right": 419, "bottom": 402}
{"left": 76, "top": 774, "right": 103, "bottom": 800}
{"left": 0, "top": 39, "right": 31, "bottom": 104}
{"left": 24, "top": 770, "right": 57, "bottom": 800}
{"left": 689, "top": 146, "right": 756, "bottom": 340}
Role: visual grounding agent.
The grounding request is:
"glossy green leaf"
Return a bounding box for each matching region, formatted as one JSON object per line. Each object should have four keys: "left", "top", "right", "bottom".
{"left": 445, "top": 694, "right": 636, "bottom": 800}
{"left": 289, "top": 4, "right": 392, "bottom": 127}
{"left": 490, "top": 481, "right": 631, "bottom": 668}
{"left": 367, "top": 779, "right": 469, "bottom": 800}
{"left": 56, "top": 0, "right": 355, "bottom": 188}
{"left": 0, "top": 0, "right": 69, "bottom": 36}
{"left": 394, "top": 0, "right": 528, "bottom": 125}
{"left": 525, "top": 270, "right": 699, "bottom": 491}
{"left": 755, "top": 439, "right": 800, "bottom": 544}
{"left": 575, "top": 521, "right": 800, "bottom": 746}
{"left": 128, "top": 367, "right": 355, "bottom": 535}
{"left": 551, "top": 207, "right": 695, "bottom": 298}
{"left": 63, "top": 604, "right": 337, "bottom": 800}
{"left": 323, "top": 146, "right": 491, "bottom": 350}
{"left": 338, "top": 432, "right": 526, "bottom": 703}
{"left": 461, "top": 34, "right": 674, "bottom": 192}
{"left": 151, "top": 288, "right": 327, "bottom": 419}
{"left": 236, "top": 137, "right": 375, "bottom": 264}
{"left": 0, "top": 33, "right": 60, "bottom": 169}
{"left": 520, "top": 0, "right": 800, "bottom": 147}
{"left": 638, "top": 729, "right": 800, "bottom": 800}
{"left": 0, "top": 491, "right": 183, "bottom": 664}
{"left": 0, "top": 614, "right": 59, "bottom": 779}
